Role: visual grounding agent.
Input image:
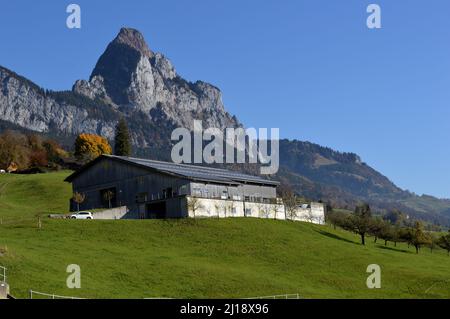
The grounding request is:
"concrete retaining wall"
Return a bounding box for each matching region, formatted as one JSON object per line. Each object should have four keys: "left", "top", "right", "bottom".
{"left": 293, "top": 202, "right": 326, "bottom": 224}
{"left": 186, "top": 196, "right": 286, "bottom": 220}
{"left": 93, "top": 206, "right": 133, "bottom": 220}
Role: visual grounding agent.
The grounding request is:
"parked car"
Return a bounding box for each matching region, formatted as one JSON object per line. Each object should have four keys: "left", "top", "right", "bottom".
{"left": 70, "top": 212, "right": 94, "bottom": 220}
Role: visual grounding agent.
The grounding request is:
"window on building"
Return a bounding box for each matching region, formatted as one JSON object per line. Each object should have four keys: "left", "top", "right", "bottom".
{"left": 245, "top": 208, "right": 252, "bottom": 216}
{"left": 136, "top": 176, "right": 145, "bottom": 185}
{"left": 192, "top": 187, "right": 202, "bottom": 197}
{"left": 200, "top": 189, "right": 209, "bottom": 198}
{"left": 136, "top": 192, "right": 148, "bottom": 203}
{"left": 179, "top": 185, "right": 188, "bottom": 195}
{"left": 221, "top": 190, "right": 228, "bottom": 199}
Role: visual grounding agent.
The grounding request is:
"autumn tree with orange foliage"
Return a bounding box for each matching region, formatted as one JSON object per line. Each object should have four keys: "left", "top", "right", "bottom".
{"left": 0, "top": 131, "right": 68, "bottom": 171}
{"left": 0, "top": 131, "right": 30, "bottom": 170}
{"left": 74, "top": 133, "right": 112, "bottom": 162}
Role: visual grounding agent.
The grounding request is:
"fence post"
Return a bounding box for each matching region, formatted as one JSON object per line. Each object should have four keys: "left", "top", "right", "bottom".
{"left": 38, "top": 217, "right": 42, "bottom": 229}
{"left": 0, "top": 266, "right": 6, "bottom": 283}
{"left": 29, "top": 290, "right": 32, "bottom": 299}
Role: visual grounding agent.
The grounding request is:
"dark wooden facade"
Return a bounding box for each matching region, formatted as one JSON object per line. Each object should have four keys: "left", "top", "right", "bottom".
{"left": 66, "top": 156, "right": 278, "bottom": 219}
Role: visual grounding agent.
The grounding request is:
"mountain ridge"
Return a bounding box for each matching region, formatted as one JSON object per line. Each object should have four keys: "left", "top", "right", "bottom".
{"left": 1, "top": 27, "right": 449, "bottom": 226}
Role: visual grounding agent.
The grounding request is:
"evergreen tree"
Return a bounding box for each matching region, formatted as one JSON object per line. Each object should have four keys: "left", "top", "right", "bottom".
{"left": 114, "top": 118, "right": 131, "bottom": 156}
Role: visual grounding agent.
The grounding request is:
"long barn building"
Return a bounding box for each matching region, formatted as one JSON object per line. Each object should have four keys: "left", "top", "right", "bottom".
{"left": 65, "top": 155, "right": 285, "bottom": 220}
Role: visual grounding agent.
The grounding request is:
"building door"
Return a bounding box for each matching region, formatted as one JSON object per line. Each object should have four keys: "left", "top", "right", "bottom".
{"left": 138, "top": 204, "right": 146, "bottom": 219}
{"left": 146, "top": 202, "right": 167, "bottom": 219}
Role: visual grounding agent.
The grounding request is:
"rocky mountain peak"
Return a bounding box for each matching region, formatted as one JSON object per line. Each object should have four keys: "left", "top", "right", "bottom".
{"left": 113, "top": 27, "right": 154, "bottom": 58}
{"left": 74, "top": 27, "right": 239, "bottom": 130}
{"left": 86, "top": 28, "right": 154, "bottom": 106}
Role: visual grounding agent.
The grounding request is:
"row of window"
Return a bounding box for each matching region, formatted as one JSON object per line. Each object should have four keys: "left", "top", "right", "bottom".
{"left": 135, "top": 186, "right": 274, "bottom": 204}
{"left": 135, "top": 188, "right": 176, "bottom": 203}
{"left": 191, "top": 188, "right": 273, "bottom": 203}
{"left": 192, "top": 208, "right": 272, "bottom": 217}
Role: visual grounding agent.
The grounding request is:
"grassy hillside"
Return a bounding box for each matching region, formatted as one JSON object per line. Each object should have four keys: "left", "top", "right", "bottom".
{"left": 0, "top": 171, "right": 72, "bottom": 219}
{"left": 0, "top": 172, "right": 449, "bottom": 299}
{"left": 279, "top": 139, "right": 450, "bottom": 227}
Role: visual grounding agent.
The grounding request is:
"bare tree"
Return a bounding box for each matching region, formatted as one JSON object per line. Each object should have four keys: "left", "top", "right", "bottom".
{"left": 282, "top": 190, "right": 298, "bottom": 221}
{"left": 103, "top": 190, "right": 115, "bottom": 209}
{"left": 262, "top": 205, "right": 270, "bottom": 219}
{"left": 187, "top": 197, "right": 203, "bottom": 218}
{"left": 271, "top": 204, "right": 282, "bottom": 220}
{"left": 256, "top": 202, "right": 265, "bottom": 218}
{"left": 316, "top": 215, "right": 325, "bottom": 225}
{"left": 72, "top": 192, "right": 86, "bottom": 212}
{"left": 224, "top": 202, "right": 230, "bottom": 218}
{"left": 305, "top": 209, "right": 316, "bottom": 223}
{"left": 228, "top": 201, "right": 237, "bottom": 217}
{"left": 214, "top": 202, "right": 221, "bottom": 219}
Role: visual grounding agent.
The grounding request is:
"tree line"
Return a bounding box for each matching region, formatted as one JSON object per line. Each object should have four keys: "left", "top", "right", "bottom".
{"left": 73, "top": 117, "right": 131, "bottom": 162}
{"left": 0, "top": 131, "right": 68, "bottom": 172}
{"left": 326, "top": 204, "right": 450, "bottom": 255}
{"left": 0, "top": 118, "right": 132, "bottom": 172}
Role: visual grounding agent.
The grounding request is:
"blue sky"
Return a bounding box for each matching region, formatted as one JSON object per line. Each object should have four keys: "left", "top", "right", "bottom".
{"left": 0, "top": 0, "right": 449, "bottom": 198}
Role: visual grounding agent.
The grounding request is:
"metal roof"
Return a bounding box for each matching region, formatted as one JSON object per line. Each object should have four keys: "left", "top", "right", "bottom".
{"left": 65, "top": 155, "right": 279, "bottom": 186}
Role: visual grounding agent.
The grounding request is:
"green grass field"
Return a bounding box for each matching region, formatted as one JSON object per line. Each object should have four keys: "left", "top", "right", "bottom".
{"left": 0, "top": 171, "right": 72, "bottom": 219}
{"left": 0, "top": 172, "right": 449, "bottom": 299}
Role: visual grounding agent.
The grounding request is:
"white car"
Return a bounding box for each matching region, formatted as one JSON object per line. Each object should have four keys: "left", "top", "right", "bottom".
{"left": 70, "top": 211, "right": 94, "bottom": 220}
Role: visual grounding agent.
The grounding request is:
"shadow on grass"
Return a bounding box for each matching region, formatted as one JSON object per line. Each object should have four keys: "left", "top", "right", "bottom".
{"left": 314, "top": 229, "right": 360, "bottom": 245}
{"left": 376, "top": 245, "right": 413, "bottom": 254}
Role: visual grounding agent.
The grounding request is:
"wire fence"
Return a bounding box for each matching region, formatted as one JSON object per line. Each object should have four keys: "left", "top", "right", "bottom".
{"left": 244, "top": 293, "right": 301, "bottom": 299}
{"left": 27, "top": 290, "right": 300, "bottom": 299}
{"left": 27, "top": 292, "right": 302, "bottom": 299}
{"left": 0, "top": 216, "right": 44, "bottom": 228}
{"left": 29, "top": 290, "right": 85, "bottom": 299}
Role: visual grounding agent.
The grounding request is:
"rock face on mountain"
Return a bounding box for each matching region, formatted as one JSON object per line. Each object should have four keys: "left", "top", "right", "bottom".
{"left": 73, "top": 27, "right": 238, "bottom": 130}
{"left": 0, "top": 66, "right": 116, "bottom": 138}
{"left": 1, "top": 28, "right": 238, "bottom": 144}
{"left": 1, "top": 27, "right": 450, "bottom": 226}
